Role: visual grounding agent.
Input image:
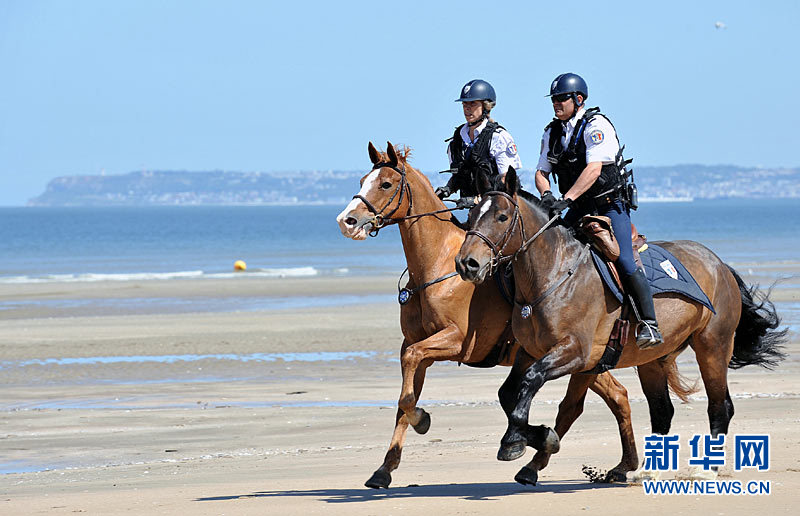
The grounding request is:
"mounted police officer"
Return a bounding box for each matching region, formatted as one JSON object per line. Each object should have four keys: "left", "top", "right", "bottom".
{"left": 436, "top": 80, "right": 521, "bottom": 203}
{"left": 534, "top": 73, "right": 663, "bottom": 348}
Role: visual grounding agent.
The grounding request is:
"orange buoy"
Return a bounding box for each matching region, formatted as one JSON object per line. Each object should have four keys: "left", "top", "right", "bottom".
{"left": 234, "top": 260, "right": 247, "bottom": 271}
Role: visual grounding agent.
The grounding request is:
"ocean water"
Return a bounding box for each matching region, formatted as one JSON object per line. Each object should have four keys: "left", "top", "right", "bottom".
{"left": 0, "top": 205, "right": 403, "bottom": 281}
{"left": 0, "top": 199, "right": 798, "bottom": 283}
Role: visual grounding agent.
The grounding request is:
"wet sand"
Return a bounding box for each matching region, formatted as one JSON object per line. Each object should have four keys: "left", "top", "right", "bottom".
{"left": 1, "top": 272, "right": 799, "bottom": 514}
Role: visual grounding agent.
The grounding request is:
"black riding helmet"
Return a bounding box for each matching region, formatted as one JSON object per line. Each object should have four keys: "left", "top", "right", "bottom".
{"left": 548, "top": 73, "right": 588, "bottom": 106}
{"left": 455, "top": 79, "right": 496, "bottom": 103}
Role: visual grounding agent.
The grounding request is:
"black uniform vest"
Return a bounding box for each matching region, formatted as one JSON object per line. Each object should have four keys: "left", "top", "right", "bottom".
{"left": 546, "top": 107, "right": 625, "bottom": 199}
{"left": 447, "top": 121, "right": 502, "bottom": 197}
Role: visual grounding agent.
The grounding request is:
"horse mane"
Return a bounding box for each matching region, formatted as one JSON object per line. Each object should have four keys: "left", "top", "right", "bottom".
{"left": 509, "top": 181, "right": 581, "bottom": 245}
{"left": 375, "top": 144, "right": 413, "bottom": 164}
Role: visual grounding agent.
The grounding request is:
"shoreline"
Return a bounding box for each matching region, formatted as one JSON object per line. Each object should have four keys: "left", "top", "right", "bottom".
{"left": 1, "top": 267, "right": 798, "bottom": 514}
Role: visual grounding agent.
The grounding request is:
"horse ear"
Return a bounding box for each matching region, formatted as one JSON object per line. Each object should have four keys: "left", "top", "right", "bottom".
{"left": 367, "top": 142, "right": 381, "bottom": 165}
{"left": 475, "top": 169, "right": 492, "bottom": 195}
{"left": 386, "top": 141, "right": 398, "bottom": 167}
{"left": 504, "top": 167, "right": 518, "bottom": 195}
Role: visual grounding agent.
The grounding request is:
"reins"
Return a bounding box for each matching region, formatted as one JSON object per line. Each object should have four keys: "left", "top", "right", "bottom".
{"left": 465, "top": 190, "right": 587, "bottom": 312}
{"left": 516, "top": 243, "right": 589, "bottom": 318}
{"left": 351, "top": 161, "right": 470, "bottom": 237}
{"left": 465, "top": 191, "right": 562, "bottom": 273}
{"left": 350, "top": 160, "right": 465, "bottom": 302}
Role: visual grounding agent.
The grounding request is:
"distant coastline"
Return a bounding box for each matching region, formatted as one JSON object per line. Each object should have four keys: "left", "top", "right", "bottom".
{"left": 638, "top": 196, "right": 694, "bottom": 203}
{"left": 26, "top": 165, "right": 800, "bottom": 206}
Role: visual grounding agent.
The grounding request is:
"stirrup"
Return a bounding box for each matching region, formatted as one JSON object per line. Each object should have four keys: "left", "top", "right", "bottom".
{"left": 636, "top": 320, "right": 663, "bottom": 349}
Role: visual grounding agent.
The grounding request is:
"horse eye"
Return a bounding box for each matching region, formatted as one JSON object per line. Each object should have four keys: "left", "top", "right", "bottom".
{"left": 381, "top": 182, "right": 392, "bottom": 189}
{"left": 498, "top": 214, "right": 509, "bottom": 222}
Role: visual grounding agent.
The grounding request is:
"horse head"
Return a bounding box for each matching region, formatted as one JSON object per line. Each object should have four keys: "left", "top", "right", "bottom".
{"left": 337, "top": 141, "right": 417, "bottom": 240}
{"left": 455, "top": 168, "right": 525, "bottom": 283}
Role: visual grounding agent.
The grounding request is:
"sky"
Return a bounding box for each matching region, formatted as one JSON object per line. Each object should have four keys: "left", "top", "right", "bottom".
{"left": 1, "top": 0, "right": 798, "bottom": 205}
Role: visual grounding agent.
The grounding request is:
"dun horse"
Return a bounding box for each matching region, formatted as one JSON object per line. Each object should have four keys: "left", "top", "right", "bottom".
{"left": 455, "top": 168, "right": 786, "bottom": 483}
{"left": 337, "top": 142, "right": 683, "bottom": 487}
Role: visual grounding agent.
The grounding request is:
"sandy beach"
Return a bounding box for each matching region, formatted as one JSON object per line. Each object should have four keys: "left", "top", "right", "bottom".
{"left": 1, "top": 271, "right": 799, "bottom": 515}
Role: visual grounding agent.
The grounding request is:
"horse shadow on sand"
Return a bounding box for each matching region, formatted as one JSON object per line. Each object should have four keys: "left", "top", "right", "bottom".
{"left": 194, "top": 480, "right": 626, "bottom": 504}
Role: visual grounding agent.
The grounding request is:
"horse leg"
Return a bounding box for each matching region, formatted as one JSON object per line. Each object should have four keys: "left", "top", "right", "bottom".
{"left": 692, "top": 329, "right": 735, "bottom": 438}
{"left": 499, "top": 336, "right": 587, "bottom": 462}
{"left": 515, "top": 373, "right": 595, "bottom": 486}
{"left": 687, "top": 329, "right": 736, "bottom": 481}
{"left": 365, "top": 351, "right": 427, "bottom": 489}
{"left": 637, "top": 361, "right": 675, "bottom": 435}
{"left": 397, "top": 325, "right": 465, "bottom": 432}
{"left": 622, "top": 359, "right": 677, "bottom": 483}
{"left": 498, "top": 347, "right": 535, "bottom": 417}
{"left": 519, "top": 371, "right": 637, "bottom": 485}
{"left": 590, "top": 372, "right": 638, "bottom": 482}
{"left": 497, "top": 347, "right": 561, "bottom": 462}
{"left": 366, "top": 327, "right": 464, "bottom": 489}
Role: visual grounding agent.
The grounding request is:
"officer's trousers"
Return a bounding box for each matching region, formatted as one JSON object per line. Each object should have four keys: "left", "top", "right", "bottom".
{"left": 564, "top": 200, "right": 638, "bottom": 276}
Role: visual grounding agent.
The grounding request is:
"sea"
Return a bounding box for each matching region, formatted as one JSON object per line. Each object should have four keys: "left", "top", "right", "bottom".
{"left": 0, "top": 199, "right": 798, "bottom": 283}
{"left": 0, "top": 198, "right": 798, "bottom": 321}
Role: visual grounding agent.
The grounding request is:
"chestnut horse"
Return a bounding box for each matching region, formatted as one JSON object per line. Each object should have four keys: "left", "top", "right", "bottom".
{"left": 338, "top": 142, "right": 651, "bottom": 488}
{"left": 455, "top": 168, "right": 786, "bottom": 481}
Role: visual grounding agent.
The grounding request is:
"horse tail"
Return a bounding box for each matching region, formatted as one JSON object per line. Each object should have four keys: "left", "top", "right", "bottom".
{"left": 664, "top": 359, "right": 699, "bottom": 403}
{"left": 726, "top": 264, "right": 787, "bottom": 370}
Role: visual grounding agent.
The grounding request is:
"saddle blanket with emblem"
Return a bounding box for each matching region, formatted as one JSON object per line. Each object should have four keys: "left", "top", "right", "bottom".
{"left": 590, "top": 242, "right": 716, "bottom": 314}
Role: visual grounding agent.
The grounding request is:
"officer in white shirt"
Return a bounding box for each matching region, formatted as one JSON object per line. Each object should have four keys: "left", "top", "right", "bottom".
{"left": 534, "top": 73, "right": 663, "bottom": 348}
{"left": 436, "top": 80, "right": 521, "bottom": 202}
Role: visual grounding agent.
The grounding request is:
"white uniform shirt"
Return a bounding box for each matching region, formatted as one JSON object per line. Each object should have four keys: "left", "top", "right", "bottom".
{"left": 535, "top": 107, "right": 619, "bottom": 174}
{"left": 447, "top": 118, "right": 522, "bottom": 175}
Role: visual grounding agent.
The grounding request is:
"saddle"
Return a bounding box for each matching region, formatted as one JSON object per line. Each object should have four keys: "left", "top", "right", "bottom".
{"left": 576, "top": 214, "right": 643, "bottom": 374}
{"left": 578, "top": 215, "right": 646, "bottom": 290}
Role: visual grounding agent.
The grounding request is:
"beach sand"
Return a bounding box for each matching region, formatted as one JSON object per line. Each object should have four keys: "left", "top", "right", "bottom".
{"left": 1, "top": 272, "right": 799, "bottom": 515}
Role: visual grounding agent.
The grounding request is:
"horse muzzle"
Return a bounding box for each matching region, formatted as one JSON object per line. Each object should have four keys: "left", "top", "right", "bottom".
{"left": 336, "top": 208, "right": 375, "bottom": 241}
{"left": 455, "top": 253, "right": 490, "bottom": 284}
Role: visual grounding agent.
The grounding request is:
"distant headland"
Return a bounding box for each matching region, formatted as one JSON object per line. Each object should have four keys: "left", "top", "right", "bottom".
{"left": 27, "top": 165, "right": 800, "bottom": 206}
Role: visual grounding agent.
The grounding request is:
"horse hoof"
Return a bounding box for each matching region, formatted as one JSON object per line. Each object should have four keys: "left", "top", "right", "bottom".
{"left": 497, "top": 441, "right": 526, "bottom": 461}
{"left": 365, "top": 470, "right": 392, "bottom": 489}
{"left": 542, "top": 427, "right": 560, "bottom": 454}
{"left": 604, "top": 469, "right": 628, "bottom": 483}
{"left": 514, "top": 466, "right": 538, "bottom": 486}
{"left": 412, "top": 409, "right": 431, "bottom": 434}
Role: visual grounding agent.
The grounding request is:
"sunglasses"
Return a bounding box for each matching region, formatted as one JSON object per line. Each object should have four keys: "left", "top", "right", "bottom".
{"left": 551, "top": 93, "right": 572, "bottom": 103}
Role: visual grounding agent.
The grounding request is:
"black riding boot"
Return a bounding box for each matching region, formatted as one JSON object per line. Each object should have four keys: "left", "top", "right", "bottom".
{"left": 624, "top": 269, "right": 663, "bottom": 348}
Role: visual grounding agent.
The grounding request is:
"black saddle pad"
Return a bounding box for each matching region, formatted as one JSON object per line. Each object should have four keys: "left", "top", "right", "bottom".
{"left": 590, "top": 242, "right": 715, "bottom": 313}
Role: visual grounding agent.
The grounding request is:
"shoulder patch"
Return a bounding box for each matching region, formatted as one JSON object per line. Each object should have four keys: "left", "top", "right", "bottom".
{"left": 508, "top": 142, "right": 517, "bottom": 155}
{"left": 589, "top": 130, "right": 604, "bottom": 144}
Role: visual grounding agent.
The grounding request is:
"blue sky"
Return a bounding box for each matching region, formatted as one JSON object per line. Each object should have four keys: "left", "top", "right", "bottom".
{"left": 1, "top": 0, "right": 797, "bottom": 205}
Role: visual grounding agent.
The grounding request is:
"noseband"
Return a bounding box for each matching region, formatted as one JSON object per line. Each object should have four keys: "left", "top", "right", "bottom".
{"left": 352, "top": 162, "right": 413, "bottom": 236}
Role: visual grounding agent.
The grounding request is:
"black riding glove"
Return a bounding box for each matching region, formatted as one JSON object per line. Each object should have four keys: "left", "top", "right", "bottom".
{"left": 548, "top": 197, "right": 572, "bottom": 218}
{"left": 540, "top": 190, "right": 556, "bottom": 209}
{"left": 455, "top": 196, "right": 477, "bottom": 209}
{"left": 435, "top": 185, "right": 452, "bottom": 199}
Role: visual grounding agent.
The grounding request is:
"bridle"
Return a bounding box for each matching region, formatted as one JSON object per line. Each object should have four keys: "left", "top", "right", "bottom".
{"left": 350, "top": 160, "right": 464, "bottom": 303}
{"left": 464, "top": 191, "right": 524, "bottom": 274}
{"left": 351, "top": 161, "right": 413, "bottom": 237}
{"left": 465, "top": 190, "right": 587, "bottom": 315}
{"left": 465, "top": 191, "right": 563, "bottom": 274}
{"left": 351, "top": 161, "right": 468, "bottom": 237}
